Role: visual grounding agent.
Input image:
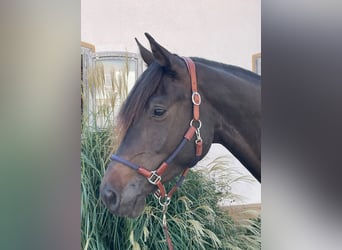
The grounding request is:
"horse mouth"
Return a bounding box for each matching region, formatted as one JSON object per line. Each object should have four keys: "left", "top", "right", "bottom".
{"left": 109, "top": 195, "right": 146, "bottom": 218}
{"left": 100, "top": 167, "right": 157, "bottom": 218}
{"left": 101, "top": 179, "right": 152, "bottom": 218}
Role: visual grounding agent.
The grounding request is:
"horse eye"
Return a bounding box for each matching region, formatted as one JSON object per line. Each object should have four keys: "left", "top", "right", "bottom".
{"left": 153, "top": 108, "right": 166, "bottom": 117}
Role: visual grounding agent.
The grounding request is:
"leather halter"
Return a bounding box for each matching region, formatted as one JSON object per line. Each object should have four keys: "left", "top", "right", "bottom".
{"left": 110, "top": 57, "right": 202, "bottom": 202}
{"left": 109, "top": 57, "right": 201, "bottom": 250}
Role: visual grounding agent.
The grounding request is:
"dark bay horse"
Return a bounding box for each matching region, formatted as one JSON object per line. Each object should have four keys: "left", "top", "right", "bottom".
{"left": 100, "top": 33, "right": 260, "bottom": 218}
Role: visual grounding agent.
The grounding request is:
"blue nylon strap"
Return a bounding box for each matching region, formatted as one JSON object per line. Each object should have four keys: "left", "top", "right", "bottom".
{"left": 110, "top": 132, "right": 196, "bottom": 171}
{"left": 110, "top": 137, "right": 189, "bottom": 170}
{"left": 165, "top": 138, "right": 188, "bottom": 165}
{"left": 175, "top": 175, "right": 186, "bottom": 187}
{"left": 110, "top": 154, "right": 140, "bottom": 171}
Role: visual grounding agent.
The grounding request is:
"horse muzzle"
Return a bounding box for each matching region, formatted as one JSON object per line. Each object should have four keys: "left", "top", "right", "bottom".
{"left": 100, "top": 161, "right": 152, "bottom": 218}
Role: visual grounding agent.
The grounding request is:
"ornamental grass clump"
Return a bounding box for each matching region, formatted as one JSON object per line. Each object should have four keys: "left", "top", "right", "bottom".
{"left": 81, "top": 62, "right": 260, "bottom": 250}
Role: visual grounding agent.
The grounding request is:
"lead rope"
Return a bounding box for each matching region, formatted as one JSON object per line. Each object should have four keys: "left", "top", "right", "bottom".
{"left": 158, "top": 168, "right": 189, "bottom": 250}
{"left": 162, "top": 202, "right": 173, "bottom": 250}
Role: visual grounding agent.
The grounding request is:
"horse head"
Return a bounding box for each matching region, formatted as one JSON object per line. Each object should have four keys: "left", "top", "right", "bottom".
{"left": 100, "top": 33, "right": 213, "bottom": 217}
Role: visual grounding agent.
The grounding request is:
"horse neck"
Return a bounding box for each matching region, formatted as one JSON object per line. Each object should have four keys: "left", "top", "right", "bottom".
{"left": 196, "top": 61, "right": 261, "bottom": 182}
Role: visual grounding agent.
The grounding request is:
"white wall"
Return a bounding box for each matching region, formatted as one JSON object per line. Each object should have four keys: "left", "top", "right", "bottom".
{"left": 81, "top": 0, "right": 261, "bottom": 205}
{"left": 81, "top": 0, "right": 260, "bottom": 70}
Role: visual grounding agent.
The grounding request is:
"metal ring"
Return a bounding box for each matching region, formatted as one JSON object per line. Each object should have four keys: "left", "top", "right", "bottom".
{"left": 192, "top": 92, "right": 201, "bottom": 105}
{"left": 159, "top": 196, "right": 171, "bottom": 207}
{"left": 190, "top": 119, "right": 202, "bottom": 129}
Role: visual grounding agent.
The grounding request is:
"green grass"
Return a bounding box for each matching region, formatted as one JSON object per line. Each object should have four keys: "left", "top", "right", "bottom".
{"left": 81, "top": 63, "right": 261, "bottom": 250}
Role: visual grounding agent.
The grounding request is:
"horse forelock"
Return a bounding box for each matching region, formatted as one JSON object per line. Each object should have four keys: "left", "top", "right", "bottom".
{"left": 117, "top": 63, "right": 163, "bottom": 140}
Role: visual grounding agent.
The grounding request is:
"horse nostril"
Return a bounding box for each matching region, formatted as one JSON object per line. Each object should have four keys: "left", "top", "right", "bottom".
{"left": 101, "top": 186, "right": 120, "bottom": 211}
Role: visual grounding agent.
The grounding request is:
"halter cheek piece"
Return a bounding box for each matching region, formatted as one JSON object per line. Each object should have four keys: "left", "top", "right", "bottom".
{"left": 110, "top": 57, "right": 202, "bottom": 203}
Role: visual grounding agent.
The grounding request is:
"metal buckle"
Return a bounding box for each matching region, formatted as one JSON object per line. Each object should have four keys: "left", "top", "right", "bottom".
{"left": 159, "top": 196, "right": 171, "bottom": 207}
{"left": 190, "top": 119, "right": 202, "bottom": 129}
{"left": 192, "top": 92, "right": 201, "bottom": 105}
{"left": 148, "top": 171, "right": 161, "bottom": 185}
{"left": 154, "top": 189, "right": 161, "bottom": 199}
{"left": 195, "top": 127, "right": 202, "bottom": 143}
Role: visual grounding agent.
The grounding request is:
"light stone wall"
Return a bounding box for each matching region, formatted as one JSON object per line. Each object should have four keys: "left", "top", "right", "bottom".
{"left": 81, "top": 0, "right": 260, "bottom": 70}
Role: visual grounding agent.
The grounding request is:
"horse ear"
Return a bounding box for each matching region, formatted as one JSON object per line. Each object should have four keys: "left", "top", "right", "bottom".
{"left": 135, "top": 38, "right": 154, "bottom": 66}
{"left": 144, "top": 33, "right": 184, "bottom": 72}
